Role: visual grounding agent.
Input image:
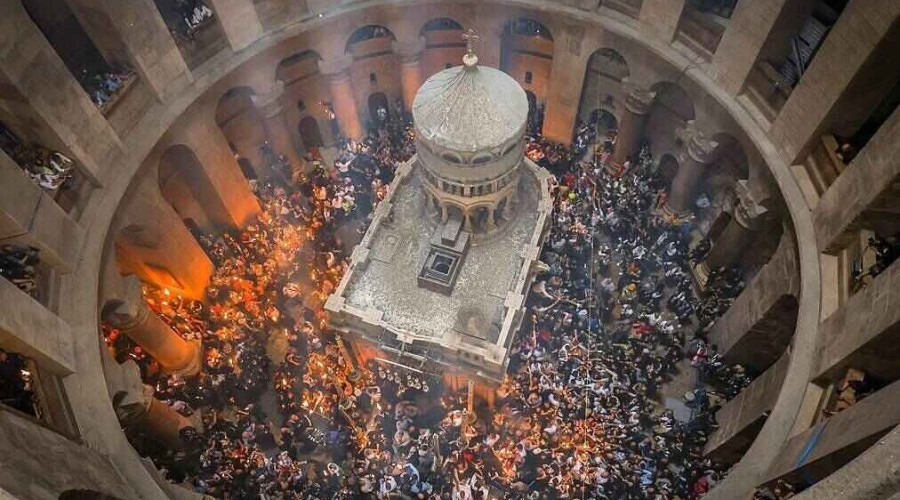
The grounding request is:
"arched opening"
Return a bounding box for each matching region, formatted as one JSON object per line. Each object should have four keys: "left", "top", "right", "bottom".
{"left": 345, "top": 25, "right": 396, "bottom": 57}
{"left": 368, "top": 92, "right": 391, "bottom": 126}
{"left": 158, "top": 145, "right": 232, "bottom": 235}
{"left": 421, "top": 18, "right": 466, "bottom": 78}
{"left": 421, "top": 17, "right": 464, "bottom": 33}
{"left": 148, "top": 0, "right": 224, "bottom": 69}
{"left": 577, "top": 48, "right": 629, "bottom": 124}
{"left": 299, "top": 116, "right": 324, "bottom": 151}
{"left": 446, "top": 204, "right": 464, "bottom": 223}
{"left": 276, "top": 50, "right": 322, "bottom": 85}
{"left": 525, "top": 90, "right": 542, "bottom": 134}
{"left": 711, "top": 133, "right": 750, "bottom": 182}
{"left": 237, "top": 158, "right": 256, "bottom": 181}
{"left": 657, "top": 153, "right": 680, "bottom": 183}
{"left": 647, "top": 82, "right": 695, "bottom": 154}
{"left": 114, "top": 225, "right": 184, "bottom": 293}
{"left": 501, "top": 18, "right": 554, "bottom": 107}
{"left": 215, "top": 87, "right": 266, "bottom": 176}
{"left": 589, "top": 109, "right": 619, "bottom": 138}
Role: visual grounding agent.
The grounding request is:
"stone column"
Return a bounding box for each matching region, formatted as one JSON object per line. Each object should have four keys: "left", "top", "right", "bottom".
{"left": 252, "top": 81, "right": 304, "bottom": 171}
{"left": 667, "top": 121, "right": 719, "bottom": 214}
{"left": 485, "top": 205, "right": 498, "bottom": 231}
{"left": 704, "top": 181, "right": 770, "bottom": 271}
{"left": 463, "top": 211, "right": 473, "bottom": 232}
{"left": 205, "top": 0, "right": 262, "bottom": 51}
{"left": 114, "top": 379, "right": 194, "bottom": 449}
{"left": 142, "top": 393, "right": 194, "bottom": 448}
{"left": 319, "top": 57, "right": 363, "bottom": 141}
{"left": 103, "top": 299, "right": 202, "bottom": 376}
{"left": 613, "top": 78, "right": 656, "bottom": 165}
{"left": 115, "top": 182, "right": 214, "bottom": 300}
{"left": 394, "top": 38, "right": 425, "bottom": 111}
{"left": 542, "top": 26, "right": 590, "bottom": 146}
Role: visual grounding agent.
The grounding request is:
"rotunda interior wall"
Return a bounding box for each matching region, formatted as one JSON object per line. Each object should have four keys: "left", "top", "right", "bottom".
{"left": 6, "top": 2, "right": 825, "bottom": 499}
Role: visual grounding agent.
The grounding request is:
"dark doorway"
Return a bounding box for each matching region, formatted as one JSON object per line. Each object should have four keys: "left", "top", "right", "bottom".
{"left": 299, "top": 116, "right": 324, "bottom": 150}
{"left": 589, "top": 109, "right": 618, "bottom": 134}
{"left": 367, "top": 92, "right": 390, "bottom": 125}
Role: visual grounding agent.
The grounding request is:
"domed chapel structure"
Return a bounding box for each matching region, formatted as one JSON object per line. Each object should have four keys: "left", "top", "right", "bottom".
{"left": 326, "top": 32, "right": 553, "bottom": 396}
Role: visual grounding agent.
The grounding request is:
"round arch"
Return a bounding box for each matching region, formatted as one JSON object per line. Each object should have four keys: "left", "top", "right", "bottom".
{"left": 711, "top": 132, "right": 750, "bottom": 181}
{"left": 500, "top": 18, "right": 554, "bottom": 109}
{"left": 577, "top": 48, "right": 629, "bottom": 123}
{"left": 420, "top": 17, "right": 464, "bottom": 34}
{"left": 420, "top": 17, "right": 466, "bottom": 77}
{"left": 502, "top": 17, "right": 553, "bottom": 40}
{"left": 214, "top": 87, "right": 266, "bottom": 175}
{"left": 646, "top": 82, "right": 695, "bottom": 155}
{"left": 214, "top": 86, "right": 257, "bottom": 126}
{"left": 298, "top": 116, "right": 324, "bottom": 151}
{"left": 367, "top": 92, "right": 391, "bottom": 125}
{"left": 275, "top": 50, "right": 322, "bottom": 84}
{"left": 345, "top": 25, "right": 396, "bottom": 55}
{"left": 158, "top": 144, "right": 232, "bottom": 234}
{"left": 657, "top": 153, "right": 680, "bottom": 183}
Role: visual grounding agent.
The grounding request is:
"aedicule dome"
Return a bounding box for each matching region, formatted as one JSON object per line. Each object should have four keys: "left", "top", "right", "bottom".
{"left": 412, "top": 64, "right": 528, "bottom": 154}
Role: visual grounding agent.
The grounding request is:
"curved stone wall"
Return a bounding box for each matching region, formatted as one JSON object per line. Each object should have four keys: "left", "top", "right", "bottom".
{"left": 1, "top": 1, "right": 897, "bottom": 499}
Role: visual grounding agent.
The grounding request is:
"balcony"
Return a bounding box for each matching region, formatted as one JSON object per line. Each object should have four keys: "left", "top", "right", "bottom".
{"left": 743, "top": 61, "right": 791, "bottom": 123}
{"left": 675, "top": 7, "right": 727, "bottom": 61}
{"left": 602, "top": 0, "right": 642, "bottom": 19}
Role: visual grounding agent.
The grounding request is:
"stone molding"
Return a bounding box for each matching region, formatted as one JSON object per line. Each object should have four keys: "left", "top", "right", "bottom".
{"left": 622, "top": 77, "right": 657, "bottom": 114}
{"left": 678, "top": 120, "right": 720, "bottom": 164}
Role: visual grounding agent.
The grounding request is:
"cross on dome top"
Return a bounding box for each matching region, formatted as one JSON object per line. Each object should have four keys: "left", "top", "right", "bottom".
{"left": 462, "top": 29, "right": 480, "bottom": 67}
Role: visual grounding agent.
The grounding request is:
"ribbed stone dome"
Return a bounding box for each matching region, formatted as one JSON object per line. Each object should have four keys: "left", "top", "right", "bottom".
{"left": 412, "top": 64, "right": 528, "bottom": 154}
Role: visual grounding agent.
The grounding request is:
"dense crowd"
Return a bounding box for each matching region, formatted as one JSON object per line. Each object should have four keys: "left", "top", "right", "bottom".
{"left": 84, "top": 64, "right": 136, "bottom": 110}
{"left": 0, "top": 348, "right": 36, "bottom": 417}
{"left": 0, "top": 244, "right": 41, "bottom": 299}
{"left": 0, "top": 122, "right": 76, "bottom": 193}
{"left": 98, "top": 114, "right": 772, "bottom": 499}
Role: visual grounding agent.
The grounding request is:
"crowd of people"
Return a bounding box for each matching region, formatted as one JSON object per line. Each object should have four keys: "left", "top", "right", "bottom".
{"left": 83, "top": 64, "right": 136, "bottom": 110}
{"left": 0, "top": 122, "right": 76, "bottom": 192}
{"left": 97, "top": 110, "right": 773, "bottom": 499}
{"left": 0, "top": 348, "right": 36, "bottom": 417}
{"left": 0, "top": 244, "right": 41, "bottom": 299}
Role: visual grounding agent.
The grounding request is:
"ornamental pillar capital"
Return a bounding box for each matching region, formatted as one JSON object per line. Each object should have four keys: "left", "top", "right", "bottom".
{"left": 729, "top": 179, "right": 771, "bottom": 229}
{"left": 622, "top": 77, "right": 657, "bottom": 114}
{"left": 678, "top": 120, "right": 719, "bottom": 164}
{"left": 251, "top": 80, "right": 286, "bottom": 119}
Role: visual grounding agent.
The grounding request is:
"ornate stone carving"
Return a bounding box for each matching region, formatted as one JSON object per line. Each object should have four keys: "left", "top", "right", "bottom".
{"left": 622, "top": 78, "right": 656, "bottom": 114}
{"left": 729, "top": 179, "right": 770, "bottom": 229}
{"left": 102, "top": 300, "right": 149, "bottom": 331}
{"left": 678, "top": 120, "right": 719, "bottom": 164}
{"left": 251, "top": 80, "right": 286, "bottom": 119}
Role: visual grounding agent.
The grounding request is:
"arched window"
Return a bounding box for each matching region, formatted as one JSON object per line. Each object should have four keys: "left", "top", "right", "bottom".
{"left": 525, "top": 71, "right": 533, "bottom": 84}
